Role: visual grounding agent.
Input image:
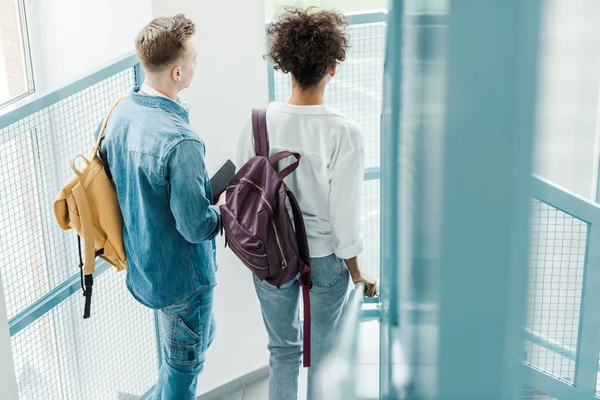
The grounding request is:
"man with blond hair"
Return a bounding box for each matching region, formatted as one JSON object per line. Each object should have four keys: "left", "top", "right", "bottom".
{"left": 98, "top": 14, "right": 223, "bottom": 399}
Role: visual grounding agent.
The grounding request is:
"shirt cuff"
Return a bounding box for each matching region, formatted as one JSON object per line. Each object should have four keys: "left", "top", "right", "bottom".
{"left": 334, "top": 237, "right": 364, "bottom": 260}
{"left": 209, "top": 205, "right": 221, "bottom": 216}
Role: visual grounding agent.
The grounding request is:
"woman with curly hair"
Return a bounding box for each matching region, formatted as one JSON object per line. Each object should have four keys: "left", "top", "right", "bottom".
{"left": 236, "top": 7, "right": 378, "bottom": 399}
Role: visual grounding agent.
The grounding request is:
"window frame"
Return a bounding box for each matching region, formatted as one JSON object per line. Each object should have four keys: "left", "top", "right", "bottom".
{"left": 0, "top": 0, "right": 35, "bottom": 109}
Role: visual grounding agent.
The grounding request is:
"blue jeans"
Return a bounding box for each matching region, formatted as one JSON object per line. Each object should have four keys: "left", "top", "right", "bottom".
{"left": 153, "top": 288, "right": 215, "bottom": 400}
{"left": 254, "top": 254, "right": 350, "bottom": 400}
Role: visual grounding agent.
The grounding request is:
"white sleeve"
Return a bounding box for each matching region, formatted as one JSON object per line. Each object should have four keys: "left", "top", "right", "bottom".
{"left": 328, "top": 134, "right": 365, "bottom": 259}
{"left": 236, "top": 114, "right": 255, "bottom": 172}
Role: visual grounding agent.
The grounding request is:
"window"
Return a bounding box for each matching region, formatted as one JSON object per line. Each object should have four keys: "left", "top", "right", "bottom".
{"left": 265, "top": 0, "right": 446, "bottom": 20}
{"left": 532, "top": 1, "right": 600, "bottom": 200}
{"left": 266, "top": 0, "right": 387, "bottom": 19}
{"left": 0, "top": 0, "right": 34, "bottom": 107}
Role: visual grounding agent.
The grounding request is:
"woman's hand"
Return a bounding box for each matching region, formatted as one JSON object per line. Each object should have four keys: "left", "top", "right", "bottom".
{"left": 351, "top": 271, "right": 378, "bottom": 297}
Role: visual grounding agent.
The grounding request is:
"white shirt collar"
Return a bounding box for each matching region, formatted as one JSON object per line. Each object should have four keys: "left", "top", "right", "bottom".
{"left": 140, "top": 82, "right": 189, "bottom": 111}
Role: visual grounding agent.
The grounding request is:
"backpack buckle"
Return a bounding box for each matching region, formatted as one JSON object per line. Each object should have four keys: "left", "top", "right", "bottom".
{"left": 83, "top": 275, "right": 94, "bottom": 319}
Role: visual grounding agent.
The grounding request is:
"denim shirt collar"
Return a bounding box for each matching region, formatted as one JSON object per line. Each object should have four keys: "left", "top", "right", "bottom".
{"left": 131, "top": 86, "right": 190, "bottom": 123}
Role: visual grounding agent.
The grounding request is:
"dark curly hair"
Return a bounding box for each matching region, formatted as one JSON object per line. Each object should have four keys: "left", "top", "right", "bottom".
{"left": 267, "top": 7, "right": 349, "bottom": 90}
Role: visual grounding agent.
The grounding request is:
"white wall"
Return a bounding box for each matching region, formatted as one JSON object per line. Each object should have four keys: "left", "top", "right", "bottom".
{"left": 24, "top": 0, "right": 153, "bottom": 91}
{"left": 0, "top": 272, "right": 18, "bottom": 400}
{"left": 151, "top": 0, "right": 270, "bottom": 395}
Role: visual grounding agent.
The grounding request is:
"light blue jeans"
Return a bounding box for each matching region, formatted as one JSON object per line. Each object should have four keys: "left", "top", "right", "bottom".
{"left": 153, "top": 288, "right": 216, "bottom": 400}
{"left": 254, "top": 254, "right": 350, "bottom": 400}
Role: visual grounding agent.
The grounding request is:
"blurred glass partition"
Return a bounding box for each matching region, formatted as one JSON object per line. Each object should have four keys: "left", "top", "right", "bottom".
{"left": 533, "top": 0, "right": 600, "bottom": 199}
{"left": 380, "top": 1, "right": 449, "bottom": 397}
{"left": 380, "top": 0, "right": 542, "bottom": 398}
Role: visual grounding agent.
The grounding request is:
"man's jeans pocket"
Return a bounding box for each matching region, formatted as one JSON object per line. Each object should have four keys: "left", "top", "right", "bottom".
{"left": 159, "top": 293, "right": 207, "bottom": 367}
{"left": 168, "top": 316, "right": 200, "bottom": 365}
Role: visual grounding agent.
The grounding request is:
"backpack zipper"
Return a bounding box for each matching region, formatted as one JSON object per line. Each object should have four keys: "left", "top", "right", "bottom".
{"left": 227, "top": 240, "right": 269, "bottom": 270}
{"left": 222, "top": 224, "right": 267, "bottom": 258}
{"left": 229, "top": 179, "right": 288, "bottom": 269}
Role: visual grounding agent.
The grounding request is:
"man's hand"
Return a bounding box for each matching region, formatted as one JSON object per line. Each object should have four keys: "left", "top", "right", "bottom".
{"left": 216, "top": 191, "right": 227, "bottom": 207}
{"left": 351, "top": 271, "right": 378, "bottom": 297}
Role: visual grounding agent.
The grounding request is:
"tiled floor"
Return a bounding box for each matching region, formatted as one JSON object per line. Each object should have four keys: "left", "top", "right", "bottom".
{"left": 217, "top": 321, "right": 380, "bottom": 400}
{"left": 218, "top": 368, "right": 308, "bottom": 400}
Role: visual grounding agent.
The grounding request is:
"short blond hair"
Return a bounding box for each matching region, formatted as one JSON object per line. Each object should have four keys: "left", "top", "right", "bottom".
{"left": 135, "top": 14, "right": 196, "bottom": 72}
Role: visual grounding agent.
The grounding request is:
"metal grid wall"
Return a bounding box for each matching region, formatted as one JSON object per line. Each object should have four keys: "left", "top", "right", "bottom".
{"left": 360, "top": 179, "right": 380, "bottom": 280}
{"left": 0, "top": 65, "right": 158, "bottom": 398}
{"left": 523, "top": 199, "right": 586, "bottom": 383}
{"left": 11, "top": 271, "right": 157, "bottom": 399}
{"left": 0, "top": 69, "right": 133, "bottom": 319}
{"left": 273, "top": 21, "right": 386, "bottom": 280}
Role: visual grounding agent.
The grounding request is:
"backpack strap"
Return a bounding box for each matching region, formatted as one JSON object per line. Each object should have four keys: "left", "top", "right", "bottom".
{"left": 287, "top": 189, "right": 311, "bottom": 266}
{"left": 72, "top": 181, "right": 95, "bottom": 318}
{"left": 90, "top": 95, "right": 127, "bottom": 159}
{"left": 252, "top": 109, "right": 269, "bottom": 157}
{"left": 287, "top": 188, "right": 313, "bottom": 367}
{"left": 300, "top": 265, "right": 311, "bottom": 368}
{"left": 269, "top": 151, "right": 301, "bottom": 180}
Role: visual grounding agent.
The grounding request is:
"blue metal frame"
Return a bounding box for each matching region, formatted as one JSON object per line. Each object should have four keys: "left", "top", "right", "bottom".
{"left": 362, "top": 306, "right": 382, "bottom": 322}
{"left": 346, "top": 11, "right": 387, "bottom": 26}
{"left": 346, "top": 11, "right": 446, "bottom": 27}
{"left": 0, "top": 51, "right": 139, "bottom": 129}
{"left": 532, "top": 175, "right": 600, "bottom": 225}
{"left": 523, "top": 327, "right": 577, "bottom": 362}
{"left": 8, "top": 262, "right": 111, "bottom": 336}
{"left": 134, "top": 62, "right": 145, "bottom": 88}
{"left": 363, "top": 167, "right": 381, "bottom": 181}
{"left": 267, "top": 59, "right": 276, "bottom": 103}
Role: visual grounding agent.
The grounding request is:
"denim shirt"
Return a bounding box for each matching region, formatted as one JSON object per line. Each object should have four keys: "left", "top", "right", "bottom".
{"left": 99, "top": 87, "right": 220, "bottom": 309}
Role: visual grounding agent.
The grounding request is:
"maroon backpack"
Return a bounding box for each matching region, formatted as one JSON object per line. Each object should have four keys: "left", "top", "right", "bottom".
{"left": 221, "top": 109, "right": 313, "bottom": 367}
